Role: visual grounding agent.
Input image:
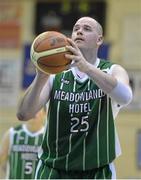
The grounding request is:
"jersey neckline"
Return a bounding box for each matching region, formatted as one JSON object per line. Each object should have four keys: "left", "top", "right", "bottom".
{"left": 71, "top": 58, "right": 100, "bottom": 82}
{"left": 23, "top": 124, "right": 44, "bottom": 137}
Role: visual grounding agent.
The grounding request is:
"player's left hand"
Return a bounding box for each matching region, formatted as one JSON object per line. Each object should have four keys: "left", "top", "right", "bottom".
{"left": 65, "top": 38, "right": 90, "bottom": 72}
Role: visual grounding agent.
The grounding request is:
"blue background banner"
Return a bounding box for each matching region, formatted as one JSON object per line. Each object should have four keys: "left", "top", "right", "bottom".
{"left": 22, "top": 44, "right": 36, "bottom": 89}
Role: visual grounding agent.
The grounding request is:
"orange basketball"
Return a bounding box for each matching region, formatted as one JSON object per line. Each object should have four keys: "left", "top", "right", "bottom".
{"left": 30, "top": 31, "right": 72, "bottom": 74}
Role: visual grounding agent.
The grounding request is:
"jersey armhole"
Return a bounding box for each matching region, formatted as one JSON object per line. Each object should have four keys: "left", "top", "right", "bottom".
{"left": 108, "top": 64, "right": 117, "bottom": 75}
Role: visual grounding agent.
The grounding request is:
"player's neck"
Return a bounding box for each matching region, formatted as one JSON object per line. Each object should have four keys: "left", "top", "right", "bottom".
{"left": 82, "top": 49, "right": 98, "bottom": 65}
{"left": 25, "top": 123, "right": 43, "bottom": 133}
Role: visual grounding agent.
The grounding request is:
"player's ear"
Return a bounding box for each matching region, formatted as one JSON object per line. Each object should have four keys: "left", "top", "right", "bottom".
{"left": 97, "top": 35, "right": 103, "bottom": 46}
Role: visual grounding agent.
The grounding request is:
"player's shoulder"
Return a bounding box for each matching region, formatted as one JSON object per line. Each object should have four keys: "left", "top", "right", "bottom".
{"left": 98, "top": 59, "right": 114, "bottom": 68}
{"left": 97, "top": 59, "right": 115, "bottom": 74}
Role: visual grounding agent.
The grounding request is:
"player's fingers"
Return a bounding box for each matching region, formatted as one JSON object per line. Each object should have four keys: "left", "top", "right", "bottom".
{"left": 66, "top": 45, "right": 77, "bottom": 55}
{"left": 67, "top": 38, "right": 78, "bottom": 49}
{"left": 65, "top": 53, "right": 76, "bottom": 60}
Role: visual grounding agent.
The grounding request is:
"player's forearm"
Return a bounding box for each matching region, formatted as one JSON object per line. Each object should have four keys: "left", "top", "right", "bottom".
{"left": 17, "top": 74, "right": 50, "bottom": 121}
{"left": 85, "top": 63, "right": 117, "bottom": 93}
{"left": 85, "top": 63, "right": 132, "bottom": 105}
{"left": 17, "top": 87, "right": 42, "bottom": 121}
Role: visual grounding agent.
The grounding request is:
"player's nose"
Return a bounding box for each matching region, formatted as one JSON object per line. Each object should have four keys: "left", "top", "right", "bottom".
{"left": 76, "top": 28, "right": 83, "bottom": 35}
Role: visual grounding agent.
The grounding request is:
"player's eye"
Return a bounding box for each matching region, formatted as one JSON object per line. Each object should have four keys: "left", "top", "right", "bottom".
{"left": 73, "top": 26, "right": 79, "bottom": 32}
{"left": 84, "top": 26, "right": 91, "bottom": 31}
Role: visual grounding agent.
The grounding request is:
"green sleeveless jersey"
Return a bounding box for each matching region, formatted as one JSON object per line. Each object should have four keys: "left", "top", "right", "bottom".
{"left": 40, "top": 59, "right": 121, "bottom": 171}
{"left": 7, "top": 124, "right": 44, "bottom": 179}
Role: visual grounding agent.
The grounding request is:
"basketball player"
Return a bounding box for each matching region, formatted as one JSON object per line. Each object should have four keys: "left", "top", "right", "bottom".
{"left": 17, "top": 17, "right": 133, "bottom": 179}
{"left": 0, "top": 109, "right": 45, "bottom": 179}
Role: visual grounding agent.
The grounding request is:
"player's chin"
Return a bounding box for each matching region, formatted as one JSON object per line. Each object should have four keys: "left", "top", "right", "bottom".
{"left": 75, "top": 42, "right": 85, "bottom": 49}
{"left": 77, "top": 44, "right": 87, "bottom": 51}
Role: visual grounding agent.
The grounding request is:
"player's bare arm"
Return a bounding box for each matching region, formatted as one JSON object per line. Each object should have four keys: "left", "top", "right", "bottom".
{"left": 65, "top": 39, "right": 132, "bottom": 106}
{"left": 17, "top": 70, "right": 51, "bottom": 121}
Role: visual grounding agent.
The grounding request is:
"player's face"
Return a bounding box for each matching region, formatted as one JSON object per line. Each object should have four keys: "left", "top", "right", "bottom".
{"left": 71, "top": 17, "right": 103, "bottom": 50}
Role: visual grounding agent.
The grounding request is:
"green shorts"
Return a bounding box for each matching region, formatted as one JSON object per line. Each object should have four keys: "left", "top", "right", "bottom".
{"left": 35, "top": 160, "right": 115, "bottom": 179}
